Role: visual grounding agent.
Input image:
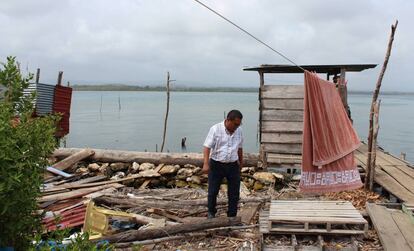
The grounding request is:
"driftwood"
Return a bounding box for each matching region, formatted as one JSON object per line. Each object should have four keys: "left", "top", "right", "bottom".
{"left": 94, "top": 195, "right": 269, "bottom": 210}
{"left": 38, "top": 183, "right": 124, "bottom": 202}
{"left": 101, "top": 216, "right": 241, "bottom": 242}
{"left": 113, "top": 224, "right": 257, "bottom": 248}
{"left": 365, "top": 20, "right": 398, "bottom": 190}
{"left": 46, "top": 149, "right": 95, "bottom": 179}
{"left": 53, "top": 148, "right": 259, "bottom": 166}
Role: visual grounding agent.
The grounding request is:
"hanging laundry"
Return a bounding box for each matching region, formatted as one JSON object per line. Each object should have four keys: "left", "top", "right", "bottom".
{"left": 300, "top": 71, "right": 362, "bottom": 193}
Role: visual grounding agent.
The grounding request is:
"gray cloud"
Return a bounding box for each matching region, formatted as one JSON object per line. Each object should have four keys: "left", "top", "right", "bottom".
{"left": 0, "top": 0, "right": 412, "bottom": 91}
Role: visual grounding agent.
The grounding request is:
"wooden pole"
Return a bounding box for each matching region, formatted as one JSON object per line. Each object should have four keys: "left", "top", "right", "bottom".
{"left": 57, "top": 71, "right": 63, "bottom": 86}
{"left": 100, "top": 217, "right": 241, "bottom": 243}
{"left": 35, "top": 68, "right": 40, "bottom": 84}
{"left": 160, "top": 72, "right": 170, "bottom": 152}
{"left": 365, "top": 20, "right": 398, "bottom": 190}
{"left": 368, "top": 100, "right": 381, "bottom": 191}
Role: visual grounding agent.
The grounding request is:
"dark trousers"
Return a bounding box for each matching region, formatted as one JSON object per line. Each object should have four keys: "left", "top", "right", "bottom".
{"left": 208, "top": 159, "right": 240, "bottom": 217}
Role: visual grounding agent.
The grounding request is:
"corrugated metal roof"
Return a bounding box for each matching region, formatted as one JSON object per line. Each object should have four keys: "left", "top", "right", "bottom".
{"left": 53, "top": 85, "right": 72, "bottom": 137}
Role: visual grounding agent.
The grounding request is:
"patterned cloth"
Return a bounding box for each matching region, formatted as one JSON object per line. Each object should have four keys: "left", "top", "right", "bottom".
{"left": 300, "top": 71, "right": 363, "bottom": 193}
{"left": 203, "top": 121, "right": 243, "bottom": 163}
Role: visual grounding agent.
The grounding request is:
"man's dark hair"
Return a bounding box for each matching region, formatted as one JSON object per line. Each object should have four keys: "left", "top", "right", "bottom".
{"left": 227, "top": 110, "right": 243, "bottom": 120}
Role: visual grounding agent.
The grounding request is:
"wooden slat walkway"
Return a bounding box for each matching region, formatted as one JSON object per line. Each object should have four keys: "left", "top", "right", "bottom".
{"left": 366, "top": 203, "right": 414, "bottom": 251}
{"left": 355, "top": 143, "right": 414, "bottom": 203}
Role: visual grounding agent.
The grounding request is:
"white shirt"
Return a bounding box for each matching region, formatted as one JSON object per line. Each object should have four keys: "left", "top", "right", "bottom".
{"left": 203, "top": 121, "right": 243, "bottom": 163}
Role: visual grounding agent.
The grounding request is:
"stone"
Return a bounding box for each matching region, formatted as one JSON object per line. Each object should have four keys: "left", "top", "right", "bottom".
{"left": 176, "top": 168, "right": 193, "bottom": 180}
{"left": 139, "top": 163, "right": 155, "bottom": 171}
{"left": 139, "top": 169, "right": 161, "bottom": 178}
{"left": 88, "top": 163, "right": 100, "bottom": 172}
{"left": 110, "top": 162, "right": 128, "bottom": 172}
{"left": 159, "top": 165, "right": 178, "bottom": 175}
{"left": 253, "top": 181, "right": 264, "bottom": 190}
{"left": 76, "top": 167, "right": 88, "bottom": 173}
{"left": 99, "top": 163, "right": 111, "bottom": 176}
{"left": 129, "top": 162, "right": 140, "bottom": 174}
{"left": 253, "top": 172, "right": 276, "bottom": 184}
{"left": 292, "top": 174, "right": 301, "bottom": 181}
{"left": 110, "top": 171, "right": 125, "bottom": 180}
{"left": 272, "top": 172, "right": 285, "bottom": 180}
{"left": 193, "top": 167, "right": 202, "bottom": 175}
{"left": 175, "top": 180, "right": 188, "bottom": 188}
{"left": 189, "top": 175, "right": 201, "bottom": 185}
{"left": 241, "top": 167, "right": 255, "bottom": 173}
{"left": 184, "top": 164, "right": 197, "bottom": 169}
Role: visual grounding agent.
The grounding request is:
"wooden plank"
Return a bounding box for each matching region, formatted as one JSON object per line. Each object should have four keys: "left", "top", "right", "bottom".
{"left": 262, "top": 99, "right": 303, "bottom": 110}
{"left": 261, "top": 85, "right": 304, "bottom": 99}
{"left": 267, "top": 153, "right": 301, "bottom": 164}
{"left": 268, "top": 217, "right": 365, "bottom": 224}
{"left": 239, "top": 202, "right": 261, "bottom": 224}
{"left": 379, "top": 164, "right": 414, "bottom": 194}
{"left": 366, "top": 203, "right": 411, "bottom": 251}
{"left": 391, "top": 211, "right": 414, "bottom": 250}
{"left": 261, "top": 121, "right": 303, "bottom": 133}
{"left": 373, "top": 168, "right": 414, "bottom": 203}
{"left": 262, "top": 110, "right": 303, "bottom": 122}
{"left": 262, "top": 132, "right": 302, "bottom": 144}
{"left": 140, "top": 164, "right": 165, "bottom": 190}
{"left": 38, "top": 183, "right": 124, "bottom": 202}
{"left": 262, "top": 143, "right": 302, "bottom": 154}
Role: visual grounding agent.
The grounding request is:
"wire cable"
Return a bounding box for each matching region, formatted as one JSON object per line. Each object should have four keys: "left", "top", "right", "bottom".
{"left": 192, "top": 0, "right": 306, "bottom": 72}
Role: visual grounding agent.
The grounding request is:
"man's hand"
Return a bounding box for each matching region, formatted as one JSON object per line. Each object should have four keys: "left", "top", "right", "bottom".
{"left": 202, "top": 162, "right": 209, "bottom": 174}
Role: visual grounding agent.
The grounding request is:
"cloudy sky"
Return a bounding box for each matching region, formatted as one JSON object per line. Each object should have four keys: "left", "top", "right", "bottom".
{"left": 0, "top": 0, "right": 412, "bottom": 91}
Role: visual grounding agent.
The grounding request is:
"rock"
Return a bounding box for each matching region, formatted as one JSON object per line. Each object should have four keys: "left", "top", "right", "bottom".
{"left": 139, "top": 169, "right": 161, "bottom": 178}
{"left": 88, "top": 163, "right": 100, "bottom": 172}
{"left": 110, "top": 171, "right": 125, "bottom": 180}
{"left": 241, "top": 167, "right": 255, "bottom": 173}
{"left": 139, "top": 163, "right": 155, "bottom": 171}
{"left": 193, "top": 167, "right": 202, "bottom": 175}
{"left": 175, "top": 180, "right": 188, "bottom": 188}
{"left": 76, "top": 167, "right": 88, "bottom": 173}
{"left": 190, "top": 175, "right": 201, "bottom": 185}
{"left": 99, "top": 163, "right": 111, "bottom": 176}
{"left": 272, "top": 172, "right": 285, "bottom": 180}
{"left": 110, "top": 162, "right": 128, "bottom": 172}
{"left": 159, "top": 165, "right": 178, "bottom": 175}
{"left": 176, "top": 168, "right": 193, "bottom": 180}
{"left": 253, "top": 181, "right": 264, "bottom": 190}
{"left": 184, "top": 164, "right": 197, "bottom": 169}
{"left": 129, "top": 162, "right": 140, "bottom": 174}
{"left": 292, "top": 174, "right": 301, "bottom": 181}
{"left": 253, "top": 172, "right": 276, "bottom": 184}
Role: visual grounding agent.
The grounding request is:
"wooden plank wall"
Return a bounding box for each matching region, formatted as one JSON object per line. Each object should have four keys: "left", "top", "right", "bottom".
{"left": 260, "top": 85, "right": 304, "bottom": 163}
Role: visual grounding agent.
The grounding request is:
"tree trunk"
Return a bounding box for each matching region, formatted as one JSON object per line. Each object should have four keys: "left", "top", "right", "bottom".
{"left": 101, "top": 216, "right": 241, "bottom": 242}
{"left": 53, "top": 148, "right": 259, "bottom": 167}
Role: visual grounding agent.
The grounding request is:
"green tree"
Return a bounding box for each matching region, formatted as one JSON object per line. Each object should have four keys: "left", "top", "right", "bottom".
{"left": 0, "top": 56, "right": 58, "bottom": 250}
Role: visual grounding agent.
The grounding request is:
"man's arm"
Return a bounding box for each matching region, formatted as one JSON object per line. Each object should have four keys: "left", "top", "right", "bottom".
{"left": 238, "top": 148, "right": 243, "bottom": 170}
{"left": 203, "top": 147, "right": 211, "bottom": 173}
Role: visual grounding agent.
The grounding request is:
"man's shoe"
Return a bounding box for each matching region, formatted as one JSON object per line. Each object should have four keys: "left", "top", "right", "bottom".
{"left": 207, "top": 212, "right": 215, "bottom": 219}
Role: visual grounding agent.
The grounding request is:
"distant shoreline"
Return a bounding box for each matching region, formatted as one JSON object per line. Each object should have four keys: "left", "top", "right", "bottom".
{"left": 71, "top": 84, "right": 414, "bottom": 95}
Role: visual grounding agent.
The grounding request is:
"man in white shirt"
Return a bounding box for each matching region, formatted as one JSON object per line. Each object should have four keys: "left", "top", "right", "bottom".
{"left": 203, "top": 110, "right": 243, "bottom": 218}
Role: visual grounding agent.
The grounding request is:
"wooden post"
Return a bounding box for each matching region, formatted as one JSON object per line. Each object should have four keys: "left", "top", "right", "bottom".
{"left": 338, "top": 68, "right": 351, "bottom": 119}
{"left": 57, "top": 71, "right": 63, "bottom": 86}
{"left": 368, "top": 100, "right": 381, "bottom": 191}
{"left": 160, "top": 72, "right": 170, "bottom": 152}
{"left": 258, "top": 71, "right": 264, "bottom": 164}
{"left": 400, "top": 152, "right": 406, "bottom": 160}
{"left": 365, "top": 20, "right": 398, "bottom": 190}
{"left": 35, "top": 68, "right": 40, "bottom": 84}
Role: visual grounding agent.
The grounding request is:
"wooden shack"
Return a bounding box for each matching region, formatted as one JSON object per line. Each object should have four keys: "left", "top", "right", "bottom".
{"left": 243, "top": 64, "right": 376, "bottom": 168}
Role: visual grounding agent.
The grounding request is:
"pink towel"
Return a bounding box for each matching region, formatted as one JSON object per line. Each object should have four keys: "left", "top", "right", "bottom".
{"left": 299, "top": 71, "right": 362, "bottom": 193}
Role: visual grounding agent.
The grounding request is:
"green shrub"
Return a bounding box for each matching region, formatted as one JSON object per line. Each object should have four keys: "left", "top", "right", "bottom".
{"left": 0, "top": 56, "right": 58, "bottom": 249}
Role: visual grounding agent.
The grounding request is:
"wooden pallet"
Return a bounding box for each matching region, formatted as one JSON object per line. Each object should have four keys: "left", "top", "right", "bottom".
{"left": 260, "top": 200, "right": 368, "bottom": 235}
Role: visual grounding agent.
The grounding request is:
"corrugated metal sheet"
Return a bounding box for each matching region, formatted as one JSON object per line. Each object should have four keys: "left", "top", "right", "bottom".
{"left": 53, "top": 85, "right": 72, "bottom": 137}
{"left": 23, "top": 83, "right": 55, "bottom": 115}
